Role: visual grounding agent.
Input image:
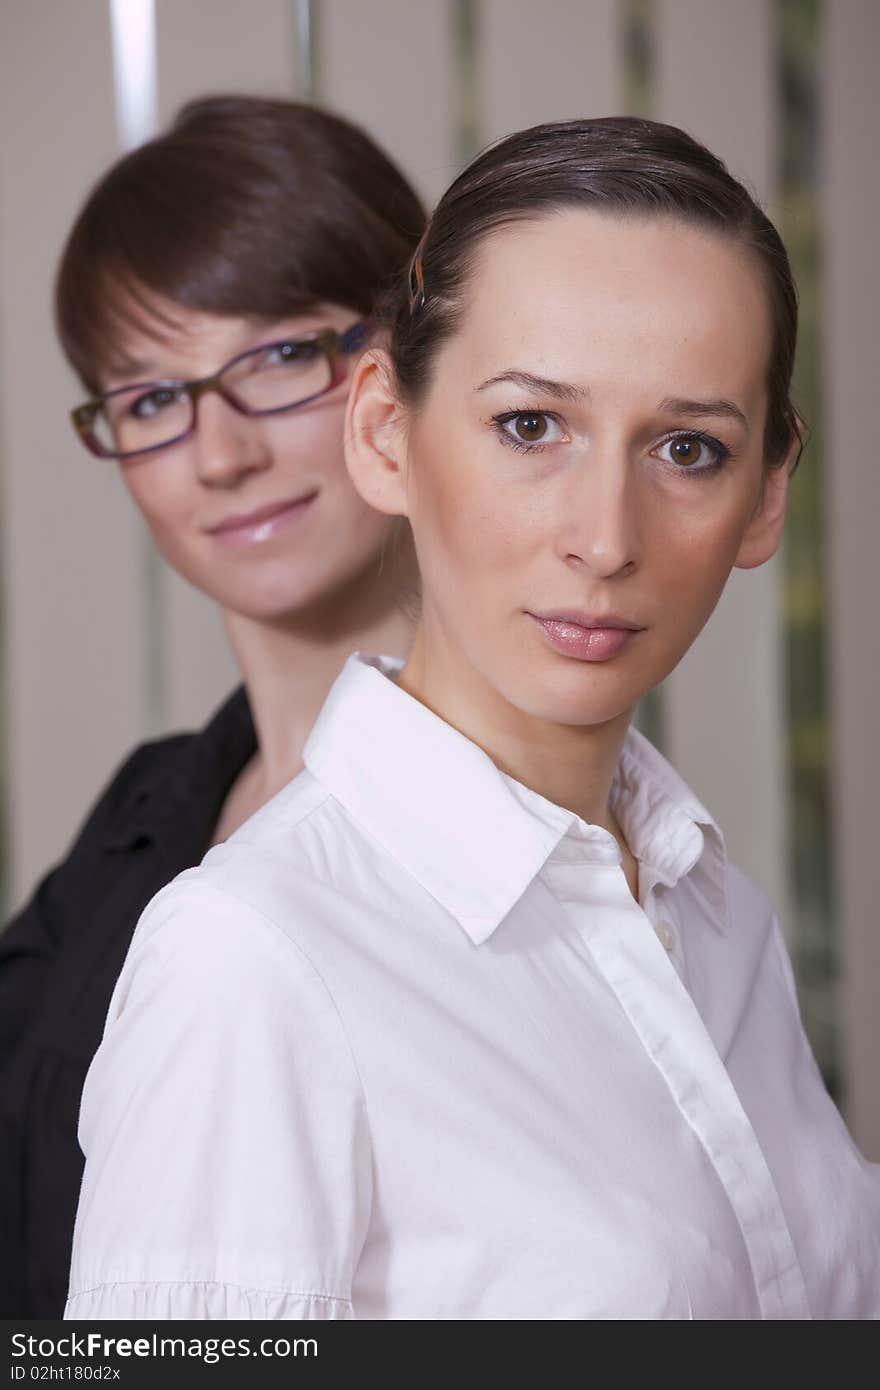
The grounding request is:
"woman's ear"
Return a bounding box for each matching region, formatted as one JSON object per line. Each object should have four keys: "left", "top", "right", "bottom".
{"left": 733, "top": 430, "right": 799, "bottom": 570}
{"left": 344, "top": 347, "right": 411, "bottom": 517}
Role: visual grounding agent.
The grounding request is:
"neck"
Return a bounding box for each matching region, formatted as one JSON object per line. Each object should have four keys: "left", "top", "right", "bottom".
{"left": 225, "top": 540, "right": 419, "bottom": 801}
{"left": 398, "top": 620, "right": 633, "bottom": 840}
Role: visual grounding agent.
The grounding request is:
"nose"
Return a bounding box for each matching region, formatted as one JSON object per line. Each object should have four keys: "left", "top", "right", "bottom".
{"left": 191, "top": 391, "right": 271, "bottom": 489}
{"left": 556, "top": 446, "right": 641, "bottom": 579}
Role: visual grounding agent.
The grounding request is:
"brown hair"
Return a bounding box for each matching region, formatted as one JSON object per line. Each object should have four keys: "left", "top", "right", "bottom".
{"left": 56, "top": 95, "right": 426, "bottom": 392}
{"left": 389, "top": 116, "right": 801, "bottom": 469}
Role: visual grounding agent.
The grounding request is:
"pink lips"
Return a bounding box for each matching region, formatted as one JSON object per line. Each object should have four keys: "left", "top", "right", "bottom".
{"left": 205, "top": 492, "right": 318, "bottom": 546}
{"left": 528, "top": 609, "right": 644, "bottom": 662}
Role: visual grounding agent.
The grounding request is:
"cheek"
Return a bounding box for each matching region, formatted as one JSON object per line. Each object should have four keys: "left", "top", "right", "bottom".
{"left": 267, "top": 400, "right": 349, "bottom": 478}
{"left": 119, "top": 462, "right": 190, "bottom": 541}
{"left": 410, "top": 445, "right": 539, "bottom": 578}
{"left": 645, "top": 482, "right": 757, "bottom": 620}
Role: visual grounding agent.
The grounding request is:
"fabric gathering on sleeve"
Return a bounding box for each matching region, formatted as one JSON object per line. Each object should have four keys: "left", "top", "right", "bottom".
{"left": 64, "top": 880, "right": 372, "bottom": 1322}
{"left": 65, "top": 1283, "right": 352, "bottom": 1321}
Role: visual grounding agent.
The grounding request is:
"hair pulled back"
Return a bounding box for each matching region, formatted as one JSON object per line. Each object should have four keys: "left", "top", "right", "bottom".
{"left": 390, "top": 116, "right": 799, "bottom": 469}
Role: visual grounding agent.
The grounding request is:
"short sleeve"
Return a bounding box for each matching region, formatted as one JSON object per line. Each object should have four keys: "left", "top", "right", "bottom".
{"left": 64, "top": 880, "right": 372, "bottom": 1321}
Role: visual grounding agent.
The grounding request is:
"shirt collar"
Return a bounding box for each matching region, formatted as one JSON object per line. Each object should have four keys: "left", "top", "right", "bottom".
{"left": 610, "top": 725, "right": 730, "bottom": 934}
{"left": 303, "top": 654, "right": 731, "bottom": 944}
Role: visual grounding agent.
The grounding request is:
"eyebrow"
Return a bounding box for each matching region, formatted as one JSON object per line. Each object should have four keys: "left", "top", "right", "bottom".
{"left": 475, "top": 369, "right": 588, "bottom": 403}
{"left": 657, "top": 396, "right": 749, "bottom": 431}
{"left": 103, "top": 357, "right": 161, "bottom": 385}
{"left": 104, "top": 323, "right": 328, "bottom": 391}
{"left": 476, "top": 373, "right": 750, "bottom": 433}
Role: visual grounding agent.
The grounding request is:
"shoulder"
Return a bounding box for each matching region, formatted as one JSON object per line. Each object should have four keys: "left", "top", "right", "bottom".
{"left": 206, "top": 765, "right": 366, "bottom": 908}
{"left": 208, "top": 767, "right": 339, "bottom": 898}
{"left": 19, "top": 684, "right": 251, "bottom": 879}
{"left": 221, "top": 764, "right": 334, "bottom": 853}
{"left": 121, "top": 771, "right": 363, "bottom": 994}
{"left": 0, "top": 728, "right": 197, "bottom": 945}
{"left": 0, "top": 692, "right": 245, "bottom": 968}
{"left": 58, "top": 683, "right": 254, "bottom": 863}
{"left": 42, "top": 729, "right": 199, "bottom": 865}
{"left": 102, "top": 862, "right": 363, "bottom": 1096}
{"left": 120, "top": 868, "right": 331, "bottom": 1003}
{"left": 128, "top": 771, "right": 335, "bottom": 946}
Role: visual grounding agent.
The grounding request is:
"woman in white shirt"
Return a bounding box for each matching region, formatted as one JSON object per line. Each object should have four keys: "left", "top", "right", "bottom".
{"left": 66, "top": 116, "right": 880, "bottom": 1320}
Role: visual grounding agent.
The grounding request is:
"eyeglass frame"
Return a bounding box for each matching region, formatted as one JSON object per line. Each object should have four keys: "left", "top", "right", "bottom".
{"left": 70, "top": 319, "right": 374, "bottom": 461}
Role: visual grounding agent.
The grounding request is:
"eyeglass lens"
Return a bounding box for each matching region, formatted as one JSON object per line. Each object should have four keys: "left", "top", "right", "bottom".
{"left": 90, "top": 339, "right": 334, "bottom": 455}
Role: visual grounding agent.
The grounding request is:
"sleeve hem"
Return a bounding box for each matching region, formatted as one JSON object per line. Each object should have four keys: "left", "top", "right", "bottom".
{"left": 65, "top": 1279, "right": 353, "bottom": 1321}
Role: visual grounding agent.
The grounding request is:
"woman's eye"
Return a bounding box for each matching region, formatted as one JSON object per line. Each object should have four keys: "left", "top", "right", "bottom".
{"left": 130, "top": 387, "right": 183, "bottom": 420}
{"left": 652, "top": 433, "right": 728, "bottom": 472}
{"left": 496, "top": 412, "right": 565, "bottom": 449}
{"left": 261, "top": 341, "right": 319, "bottom": 369}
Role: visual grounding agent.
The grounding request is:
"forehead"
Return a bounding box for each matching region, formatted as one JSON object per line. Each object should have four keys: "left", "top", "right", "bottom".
{"left": 100, "top": 301, "right": 254, "bottom": 387}
{"left": 448, "top": 210, "right": 771, "bottom": 405}
{"left": 100, "top": 297, "right": 348, "bottom": 387}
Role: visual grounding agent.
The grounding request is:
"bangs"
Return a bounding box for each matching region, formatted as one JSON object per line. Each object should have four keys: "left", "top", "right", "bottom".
{"left": 62, "top": 267, "right": 192, "bottom": 388}
{"left": 55, "top": 96, "right": 425, "bottom": 393}
{"left": 56, "top": 152, "right": 320, "bottom": 391}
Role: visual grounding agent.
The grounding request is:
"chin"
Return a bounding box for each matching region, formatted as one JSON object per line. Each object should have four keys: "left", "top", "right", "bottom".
{"left": 216, "top": 551, "right": 394, "bottom": 623}
{"left": 522, "top": 688, "right": 636, "bottom": 729}
{"left": 221, "top": 580, "right": 343, "bottom": 622}
{"left": 178, "top": 562, "right": 329, "bottom": 622}
{"left": 494, "top": 659, "right": 644, "bottom": 729}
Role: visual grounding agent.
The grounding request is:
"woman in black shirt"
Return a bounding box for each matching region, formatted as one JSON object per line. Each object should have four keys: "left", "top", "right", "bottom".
{"left": 0, "top": 95, "right": 424, "bottom": 1317}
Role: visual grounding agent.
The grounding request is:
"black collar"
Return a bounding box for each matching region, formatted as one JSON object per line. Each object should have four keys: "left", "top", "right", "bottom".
{"left": 107, "top": 685, "right": 257, "bottom": 865}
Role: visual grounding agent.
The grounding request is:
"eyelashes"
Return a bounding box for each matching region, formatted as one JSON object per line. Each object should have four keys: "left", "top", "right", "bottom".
{"left": 491, "top": 409, "right": 567, "bottom": 453}
{"left": 493, "top": 410, "right": 568, "bottom": 450}
{"left": 489, "top": 407, "right": 734, "bottom": 478}
{"left": 647, "top": 432, "right": 731, "bottom": 474}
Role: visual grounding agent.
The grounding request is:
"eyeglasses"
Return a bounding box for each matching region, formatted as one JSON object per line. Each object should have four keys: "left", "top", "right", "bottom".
{"left": 71, "top": 320, "right": 373, "bottom": 460}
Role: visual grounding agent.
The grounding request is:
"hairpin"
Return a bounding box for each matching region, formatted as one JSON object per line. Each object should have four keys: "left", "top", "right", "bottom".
{"left": 407, "top": 232, "right": 428, "bottom": 315}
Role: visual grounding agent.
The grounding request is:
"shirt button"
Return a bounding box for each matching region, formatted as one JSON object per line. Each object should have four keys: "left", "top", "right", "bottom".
{"left": 654, "top": 920, "right": 676, "bottom": 951}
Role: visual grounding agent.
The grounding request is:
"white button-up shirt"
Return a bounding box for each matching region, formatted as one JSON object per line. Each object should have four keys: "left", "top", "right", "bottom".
{"left": 66, "top": 654, "right": 880, "bottom": 1320}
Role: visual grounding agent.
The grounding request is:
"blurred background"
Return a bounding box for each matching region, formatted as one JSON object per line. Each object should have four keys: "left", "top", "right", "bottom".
{"left": 0, "top": 0, "right": 877, "bottom": 1153}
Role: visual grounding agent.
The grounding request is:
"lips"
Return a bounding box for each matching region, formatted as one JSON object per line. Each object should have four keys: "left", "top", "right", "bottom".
{"left": 527, "top": 609, "right": 645, "bottom": 662}
{"left": 529, "top": 609, "right": 643, "bottom": 631}
{"left": 205, "top": 491, "right": 318, "bottom": 535}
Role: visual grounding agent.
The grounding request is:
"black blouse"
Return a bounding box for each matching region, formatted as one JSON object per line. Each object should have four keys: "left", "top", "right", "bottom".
{"left": 0, "top": 686, "right": 256, "bottom": 1317}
